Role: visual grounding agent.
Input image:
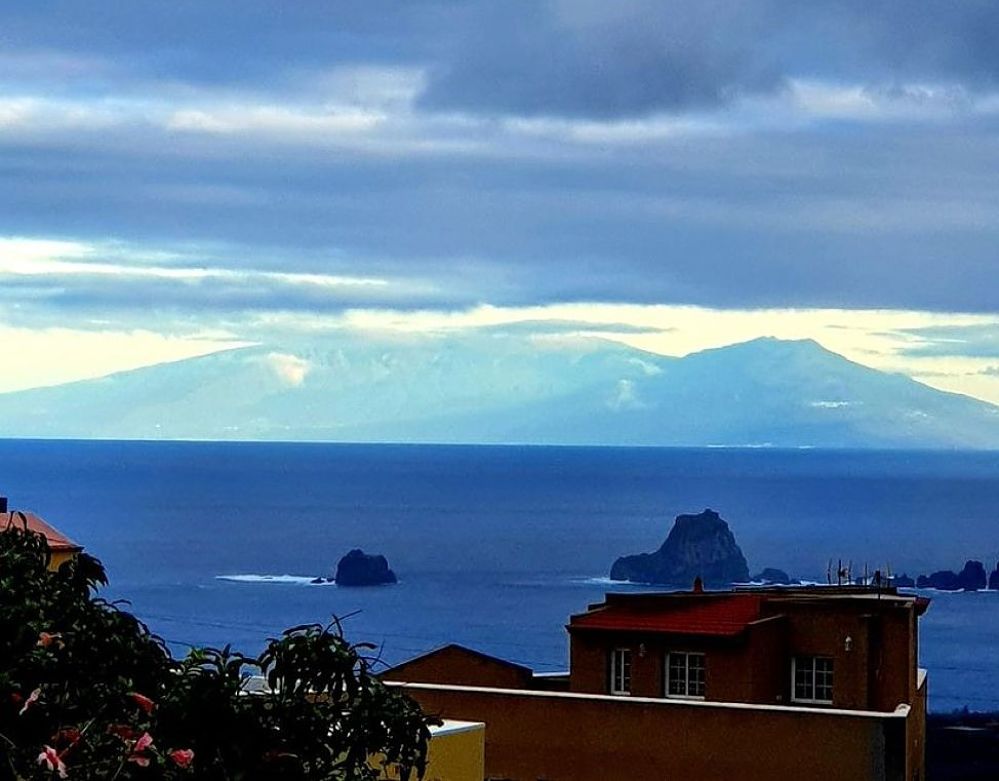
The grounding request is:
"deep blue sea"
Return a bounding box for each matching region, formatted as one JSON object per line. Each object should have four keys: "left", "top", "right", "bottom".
{"left": 2, "top": 440, "right": 998, "bottom": 712}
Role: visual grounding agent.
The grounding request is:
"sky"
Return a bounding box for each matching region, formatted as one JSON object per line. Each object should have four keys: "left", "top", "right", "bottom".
{"left": 1, "top": 1, "right": 998, "bottom": 403}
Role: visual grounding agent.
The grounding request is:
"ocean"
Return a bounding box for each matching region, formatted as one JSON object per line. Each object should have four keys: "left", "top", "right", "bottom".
{"left": 2, "top": 439, "right": 998, "bottom": 712}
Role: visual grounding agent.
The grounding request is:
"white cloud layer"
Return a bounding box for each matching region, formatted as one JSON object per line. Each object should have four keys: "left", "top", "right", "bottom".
{"left": 261, "top": 352, "right": 311, "bottom": 387}
{"left": 0, "top": 237, "right": 392, "bottom": 292}
{"left": 0, "top": 325, "right": 248, "bottom": 393}
{"left": 333, "top": 303, "right": 999, "bottom": 405}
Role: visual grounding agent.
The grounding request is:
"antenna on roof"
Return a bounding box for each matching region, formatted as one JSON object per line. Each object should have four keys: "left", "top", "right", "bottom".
{"left": 826, "top": 560, "right": 832, "bottom": 586}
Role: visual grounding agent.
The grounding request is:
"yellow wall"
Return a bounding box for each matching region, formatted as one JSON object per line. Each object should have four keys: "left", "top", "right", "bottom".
{"left": 396, "top": 682, "right": 917, "bottom": 781}
{"left": 378, "top": 721, "right": 484, "bottom": 781}
{"left": 47, "top": 550, "right": 78, "bottom": 572}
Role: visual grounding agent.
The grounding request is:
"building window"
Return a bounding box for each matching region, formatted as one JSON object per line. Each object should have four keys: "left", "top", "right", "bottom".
{"left": 666, "top": 652, "right": 706, "bottom": 699}
{"left": 610, "top": 648, "right": 631, "bottom": 695}
{"left": 792, "top": 656, "right": 834, "bottom": 704}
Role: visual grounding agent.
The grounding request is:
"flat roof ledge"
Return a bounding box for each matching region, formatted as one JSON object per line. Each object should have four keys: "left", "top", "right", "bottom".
{"left": 387, "top": 681, "right": 915, "bottom": 720}
{"left": 430, "top": 720, "right": 485, "bottom": 737}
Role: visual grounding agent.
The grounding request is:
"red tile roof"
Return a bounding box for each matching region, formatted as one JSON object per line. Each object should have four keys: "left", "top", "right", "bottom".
{"left": 569, "top": 594, "right": 763, "bottom": 638}
{"left": 1, "top": 511, "right": 82, "bottom": 552}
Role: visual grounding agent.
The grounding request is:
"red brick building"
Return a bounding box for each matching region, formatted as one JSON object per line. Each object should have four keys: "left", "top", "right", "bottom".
{"left": 387, "top": 585, "right": 929, "bottom": 781}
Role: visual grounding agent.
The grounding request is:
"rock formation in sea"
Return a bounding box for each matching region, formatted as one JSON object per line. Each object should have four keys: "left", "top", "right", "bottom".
{"left": 957, "top": 560, "right": 987, "bottom": 591}
{"left": 334, "top": 549, "right": 398, "bottom": 587}
{"left": 891, "top": 574, "right": 916, "bottom": 588}
{"left": 610, "top": 508, "right": 750, "bottom": 587}
{"left": 914, "top": 561, "right": 987, "bottom": 591}
{"left": 752, "top": 568, "right": 793, "bottom": 585}
{"left": 990, "top": 562, "right": 999, "bottom": 591}
{"left": 917, "top": 570, "right": 959, "bottom": 590}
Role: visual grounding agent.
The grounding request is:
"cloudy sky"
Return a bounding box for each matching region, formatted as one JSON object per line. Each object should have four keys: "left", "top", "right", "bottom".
{"left": 2, "top": 1, "right": 998, "bottom": 402}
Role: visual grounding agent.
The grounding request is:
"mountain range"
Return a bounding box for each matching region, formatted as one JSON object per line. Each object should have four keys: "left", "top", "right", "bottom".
{"left": 2, "top": 335, "right": 997, "bottom": 448}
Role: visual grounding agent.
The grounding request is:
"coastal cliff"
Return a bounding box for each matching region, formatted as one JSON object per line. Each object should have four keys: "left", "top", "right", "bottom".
{"left": 610, "top": 509, "right": 750, "bottom": 586}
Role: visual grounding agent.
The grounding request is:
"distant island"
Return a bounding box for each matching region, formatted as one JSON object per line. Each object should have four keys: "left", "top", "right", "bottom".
{"left": 0, "top": 336, "right": 997, "bottom": 448}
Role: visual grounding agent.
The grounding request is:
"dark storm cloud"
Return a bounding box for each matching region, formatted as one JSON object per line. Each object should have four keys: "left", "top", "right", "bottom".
{"left": 418, "top": 0, "right": 999, "bottom": 118}
{"left": 2, "top": 1, "right": 999, "bottom": 320}
{"left": 4, "top": 117, "right": 999, "bottom": 313}
{"left": 418, "top": 1, "right": 784, "bottom": 118}
{"left": 5, "top": 2, "right": 999, "bottom": 116}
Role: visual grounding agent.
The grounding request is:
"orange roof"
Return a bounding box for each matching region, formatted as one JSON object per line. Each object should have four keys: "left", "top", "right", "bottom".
{"left": 1, "top": 511, "right": 82, "bottom": 552}
{"left": 569, "top": 594, "right": 764, "bottom": 638}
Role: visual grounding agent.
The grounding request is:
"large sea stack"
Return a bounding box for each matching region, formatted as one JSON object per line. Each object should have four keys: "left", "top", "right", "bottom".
{"left": 610, "top": 509, "right": 750, "bottom": 587}
{"left": 334, "top": 549, "right": 397, "bottom": 587}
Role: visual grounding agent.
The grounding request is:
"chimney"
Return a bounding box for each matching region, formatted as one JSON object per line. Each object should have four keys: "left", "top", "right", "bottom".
{"left": 0, "top": 496, "right": 7, "bottom": 514}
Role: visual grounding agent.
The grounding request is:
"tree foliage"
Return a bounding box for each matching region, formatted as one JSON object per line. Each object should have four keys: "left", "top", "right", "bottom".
{"left": 0, "top": 521, "right": 434, "bottom": 780}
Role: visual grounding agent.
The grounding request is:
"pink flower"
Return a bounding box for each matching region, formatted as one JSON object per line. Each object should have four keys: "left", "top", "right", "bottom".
{"left": 133, "top": 732, "right": 154, "bottom": 753}
{"left": 37, "top": 745, "right": 68, "bottom": 778}
{"left": 20, "top": 687, "right": 41, "bottom": 716}
{"left": 168, "top": 748, "right": 194, "bottom": 769}
{"left": 127, "top": 732, "right": 154, "bottom": 766}
{"left": 37, "top": 632, "right": 63, "bottom": 649}
{"left": 128, "top": 692, "right": 155, "bottom": 714}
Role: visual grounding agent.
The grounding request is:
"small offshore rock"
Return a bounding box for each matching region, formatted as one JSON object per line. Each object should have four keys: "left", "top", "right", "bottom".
{"left": 989, "top": 562, "right": 999, "bottom": 591}
{"left": 334, "top": 549, "right": 398, "bottom": 587}
{"left": 610, "top": 509, "right": 750, "bottom": 587}
{"left": 891, "top": 573, "right": 916, "bottom": 588}
{"left": 753, "top": 568, "right": 793, "bottom": 585}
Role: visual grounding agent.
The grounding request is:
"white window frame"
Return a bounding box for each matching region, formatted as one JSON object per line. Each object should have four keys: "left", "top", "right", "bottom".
{"left": 609, "top": 647, "right": 632, "bottom": 695}
{"left": 791, "top": 655, "right": 834, "bottom": 704}
{"left": 665, "top": 651, "right": 706, "bottom": 700}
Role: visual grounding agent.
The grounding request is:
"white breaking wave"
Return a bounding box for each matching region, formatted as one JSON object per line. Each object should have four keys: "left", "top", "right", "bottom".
{"left": 215, "top": 574, "right": 333, "bottom": 585}
{"left": 578, "top": 576, "right": 622, "bottom": 586}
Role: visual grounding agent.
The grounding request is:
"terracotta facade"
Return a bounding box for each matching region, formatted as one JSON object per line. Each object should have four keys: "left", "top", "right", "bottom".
{"left": 567, "top": 589, "right": 925, "bottom": 712}
{"left": 387, "top": 586, "right": 929, "bottom": 781}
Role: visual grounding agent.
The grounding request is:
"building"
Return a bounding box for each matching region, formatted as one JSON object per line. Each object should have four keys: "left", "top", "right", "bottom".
{"left": 0, "top": 497, "right": 83, "bottom": 571}
{"left": 386, "top": 585, "right": 929, "bottom": 781}
{"left": 376, "top": 720, "right": 484, "bottom": 781}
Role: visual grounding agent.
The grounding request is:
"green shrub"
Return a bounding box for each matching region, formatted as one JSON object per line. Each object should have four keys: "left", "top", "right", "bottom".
{"left": 0, "top": 522, "right": 434, "bottom": 780}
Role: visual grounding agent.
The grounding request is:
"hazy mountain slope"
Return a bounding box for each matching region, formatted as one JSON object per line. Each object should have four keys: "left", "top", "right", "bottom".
{"left": 496, "top": 338, "right": 999, "bottom": 448}
{"left": 0, "top": 335, "right": 996, "bottom": 448}
{"left": 0, "top": 335, "right": 662, "bottom": 441}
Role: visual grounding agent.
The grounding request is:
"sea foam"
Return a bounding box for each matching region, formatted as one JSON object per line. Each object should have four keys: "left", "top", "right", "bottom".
{"left": 215, "top": 574, "right": 333, "bottom": 586}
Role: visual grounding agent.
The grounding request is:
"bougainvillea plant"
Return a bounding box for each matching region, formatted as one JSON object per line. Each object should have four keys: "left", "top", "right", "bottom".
{"left": 0, "top": 520, "right": 435, "bottom": 780}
